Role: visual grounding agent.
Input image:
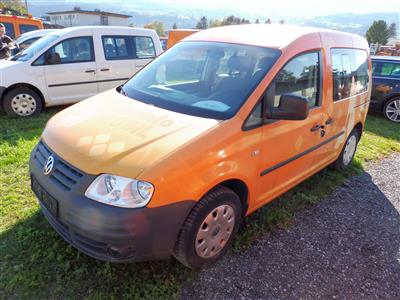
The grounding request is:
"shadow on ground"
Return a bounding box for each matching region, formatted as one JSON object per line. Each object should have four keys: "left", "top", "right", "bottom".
{"left": 181, "top": 163, "right": 400, "bottom": 299}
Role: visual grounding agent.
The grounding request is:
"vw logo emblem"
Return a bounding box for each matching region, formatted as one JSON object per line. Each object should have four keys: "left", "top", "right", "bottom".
{"left": 43, "top": 156, "right": 55, "bottom": 176}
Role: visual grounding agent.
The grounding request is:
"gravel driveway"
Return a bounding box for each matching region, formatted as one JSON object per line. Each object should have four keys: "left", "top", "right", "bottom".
{"left": 181, "top": 153, "right": 400, "bottom": 299}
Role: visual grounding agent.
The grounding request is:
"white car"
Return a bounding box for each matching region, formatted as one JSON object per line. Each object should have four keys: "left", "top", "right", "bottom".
{"left": 12, "top": 29, "right": 58, "bottom": 55}
{"left": 0, "top": 26, "right": 162, "bottom": 116}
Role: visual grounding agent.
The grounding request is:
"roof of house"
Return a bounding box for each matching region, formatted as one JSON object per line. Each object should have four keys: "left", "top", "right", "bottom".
{"left": 47, "top": 9, "right": 131, "bottom": 18}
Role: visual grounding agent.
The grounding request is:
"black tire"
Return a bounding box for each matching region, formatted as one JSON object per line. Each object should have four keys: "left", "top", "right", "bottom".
{"left": 383, "top": 97, "right": 400, "bottom": 123}
{"left": 332, "top": 129, "right": 360, "bottom": 170}
{"left": 173, "top": 185, "right": 242, "bottom": 269}
{"left": 3, "top": 87, "right": 42, "bottom": 117}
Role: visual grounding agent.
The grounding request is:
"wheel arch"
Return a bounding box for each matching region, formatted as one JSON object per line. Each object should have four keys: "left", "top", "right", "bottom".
{"left": 354, "top": 122, "right": 363, "bottom": 141}
{"left": 210, "top": 178, "right": 249, "bottom": 217}
{"left": 381, "top": 93, "right": 400, "bottom": 112}
{"left": 1, "top": 83, "right": 45, "bottom": 109}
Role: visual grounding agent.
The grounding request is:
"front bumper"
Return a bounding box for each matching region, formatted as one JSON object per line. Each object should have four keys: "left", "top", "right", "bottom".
{"left": 29, "top": 141, "right": 195, "bottom": 262}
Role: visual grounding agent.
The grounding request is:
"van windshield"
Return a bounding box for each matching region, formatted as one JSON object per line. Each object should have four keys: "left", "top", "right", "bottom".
{"left": 122, "top": 41, "right": 281, "bottom": 119}
{"left": 11, "top": 35, "right": 59, "bottom": 62}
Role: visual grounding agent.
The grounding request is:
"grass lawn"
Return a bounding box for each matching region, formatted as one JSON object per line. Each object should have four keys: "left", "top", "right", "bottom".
{"left": 1, "top": 109, "right": 399, "bottom": 299}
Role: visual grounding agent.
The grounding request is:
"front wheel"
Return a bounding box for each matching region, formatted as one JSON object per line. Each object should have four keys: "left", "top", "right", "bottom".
{"left": 383, "top": 98, "right": 400, "bottom": 123}
{"left": 332, "top": 129, "right": 359, "bottom": 170}
{"left": 174, "top": 186, "right": 242, "bottom": 269}
{"left": 3, "top": 87, "right": 42, "bottom": 117}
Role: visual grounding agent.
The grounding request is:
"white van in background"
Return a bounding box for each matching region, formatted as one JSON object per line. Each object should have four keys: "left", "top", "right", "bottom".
{"left": 0, "top": 26, "right": 162, "bottom": 116}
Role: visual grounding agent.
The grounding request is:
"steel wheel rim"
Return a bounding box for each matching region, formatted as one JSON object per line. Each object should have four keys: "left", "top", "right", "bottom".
{"left": 11, "top": 93, "right": 37, "bottom": 116}
{"left": 195, "top": 204, "right": 235, "bottom": 258}
{"left": 385, "top": 99, "right": 400, "bottom": 123}
{"left": 343, "top": 135, "right": 357, "bottom": 166}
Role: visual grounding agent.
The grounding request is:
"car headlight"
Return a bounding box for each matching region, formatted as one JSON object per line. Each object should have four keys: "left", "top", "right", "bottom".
{"left": 85, "top": 174, "right": 154, "bottom": 208}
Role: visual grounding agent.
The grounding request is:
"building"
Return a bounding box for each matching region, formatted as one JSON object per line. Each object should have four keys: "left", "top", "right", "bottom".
{"left": 47, "top": 8, "right": 131, "bottom": 27}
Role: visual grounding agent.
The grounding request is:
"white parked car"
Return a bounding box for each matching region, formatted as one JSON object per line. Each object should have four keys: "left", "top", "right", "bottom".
{"left": 0, "top": 26, "right": 162, "bottom": 116}
{"left": 12, "top": 29, "right": 58, "bottom": 56}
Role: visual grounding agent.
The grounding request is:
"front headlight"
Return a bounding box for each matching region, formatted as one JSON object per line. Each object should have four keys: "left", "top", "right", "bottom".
{"left": 85, "top": 174, "right": 154, "bottom": 208}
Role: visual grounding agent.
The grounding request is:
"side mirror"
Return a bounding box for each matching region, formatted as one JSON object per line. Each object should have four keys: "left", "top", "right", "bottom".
{"left": 266, "top": 93, "right": 309, "bottom": 120}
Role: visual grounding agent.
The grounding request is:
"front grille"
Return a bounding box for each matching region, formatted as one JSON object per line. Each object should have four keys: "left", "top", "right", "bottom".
{"left": 33, "top": 141, "right": 83, "bottom": 191}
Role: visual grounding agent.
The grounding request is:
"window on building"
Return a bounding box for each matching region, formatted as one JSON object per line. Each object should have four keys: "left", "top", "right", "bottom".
{"left": 100, "top": 15, "right": 109, "bottom": 26}
{"left": 331, "top": 48, "right": 369, "bottom": 101}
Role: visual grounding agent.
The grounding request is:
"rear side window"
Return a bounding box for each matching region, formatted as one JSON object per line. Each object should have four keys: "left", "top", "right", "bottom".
{"left": 2, "top": 22, "right": 15, "bottom": 38}
{"left": 372, "top": 62, "right": 400, "bottom": 77}
{"left": 134, "top": 36, "right": 156, "bottom": 59}
{"left": 102, "top": 35, "right": 156, "bottom": 60}
{"left": 102, "top": 36, "right": 133, "bottom": 60}
{"left": 331, "top": 48, "right": 369, "bottom": 101}
{"left": 19, "top": 24, "right": 39, "bottom": 35}
{"left": 273, "top": 51, "right": 321, "bottom": 108}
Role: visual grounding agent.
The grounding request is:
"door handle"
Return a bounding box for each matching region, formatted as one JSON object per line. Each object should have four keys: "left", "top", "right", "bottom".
{"left": 310, "top": 124, "right": 324, "bottom": 132}
{"left": 325, "top": 118, "right": 334, "bottom": 125}
{"left": 100, "top": 68, "right": 110, "bottom": 72}
{"left": 85, "top": 70, "right": 95, "bottom": 73}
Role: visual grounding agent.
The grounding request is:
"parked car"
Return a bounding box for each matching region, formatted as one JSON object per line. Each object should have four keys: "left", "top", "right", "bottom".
{"left": 0, "top": 26, "right": 162, "bottom": 116}
{"left": 11, "top": 29, "right": 57, "bottom": 56}
{"left": 0, "top": 14, "right": 44, "bottom": 39}
{"left": 29, "top": 25, "right": 370, "bottom": 268}
{"left": 370, "top": 56, "right": 400, "bottom": 123}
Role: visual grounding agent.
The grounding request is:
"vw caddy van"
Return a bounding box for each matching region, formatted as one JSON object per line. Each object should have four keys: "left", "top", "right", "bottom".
{"left": 0, "top": 26, "right": 162, "bottom": 116}
{"left": 29, "top": 25, "right": 371, "bottom": 268}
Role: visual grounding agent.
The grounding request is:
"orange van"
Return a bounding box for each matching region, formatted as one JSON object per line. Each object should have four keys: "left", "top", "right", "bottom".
{"left": 29, "top": 25, "right": 371, "bottom": 268}
{"left": 166, "top": 29, "right": 199, "bottom": 49}
{"left": 0, "top": 14, "right": 43, "bottom": 38}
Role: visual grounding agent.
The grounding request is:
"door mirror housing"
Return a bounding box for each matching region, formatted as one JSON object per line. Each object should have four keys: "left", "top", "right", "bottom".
{"left": 265, "top": 93, "right": 309, "bottom": 120}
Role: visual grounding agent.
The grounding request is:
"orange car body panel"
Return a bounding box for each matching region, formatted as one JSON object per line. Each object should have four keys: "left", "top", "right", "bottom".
{"left": 42, "top": 25, "right": 371, "bottom": 215}
{"left": 0, "top": 14, "right": 44, "bottom": 37}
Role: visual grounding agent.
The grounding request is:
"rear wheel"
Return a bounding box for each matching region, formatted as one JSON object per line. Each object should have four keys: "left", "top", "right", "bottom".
{"left": 174, "top": 186, "right": 242, "bottom": 269}
{"left": 332, "top": 129, "right": 359, "bottom": 170}
{"left": 3, "top": 87, "right": 42, "bottom": 117}
{"left": 383, "top": 98, "right": 400, "bottom": 123}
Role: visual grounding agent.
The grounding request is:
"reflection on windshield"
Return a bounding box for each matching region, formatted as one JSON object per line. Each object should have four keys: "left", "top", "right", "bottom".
{"left": 122, "top": 41, "right": 281, "bottom": 120}
{"left": 11, "top": 35, "right": 59, "bottom": 62}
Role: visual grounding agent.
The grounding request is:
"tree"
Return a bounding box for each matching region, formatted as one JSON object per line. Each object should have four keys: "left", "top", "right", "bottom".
{"left": 172, "top": 23, "right": 177, "bottom": 29}
{"left": 144, "top": 21, "right": 165, "bottom": 36}
{"left": 255, "top": 19, "right": 260, "bottom": 24}
{"left": 0, "top": 0, "right": 27, "bottom": 15}
{"left": 196, "top": 16, "right": 208, "bottom": 29}
{"left": 279, "top": 19, "right": 285, "bottom": 24}
{"left": 265, "top": 18, "right": 271, "bottom": 24}
{"left": 366, "top": 20, "right": 397, "bottom": 45}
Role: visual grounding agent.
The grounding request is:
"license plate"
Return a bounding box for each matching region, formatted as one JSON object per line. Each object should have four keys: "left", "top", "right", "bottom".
{"left": 31, "top": 176, "right": 59, "bottom": 218}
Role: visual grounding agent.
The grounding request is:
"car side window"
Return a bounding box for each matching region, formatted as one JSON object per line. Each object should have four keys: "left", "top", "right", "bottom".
{"left": 2, "top": 22, "right": 15, "bottom": 39}
{"left": 102, "top": 36, "right": 133, "bottom": 60}
{"left": 273, "top": 52, "right": 320, "bottom": 108}
{"left": 134, "top": 36, "right": 156, "bottom": 59}
{"left": 40, "top": 37, "right": 94, "bottom": 65}
{"left": 19, "top": 24, "right": 39, "bottom": 35}
{"left": 373, "top": 62, "right": 400, "bottom": 77}
{"left": 331, "top": 48, "right": 369, "bottom": 101}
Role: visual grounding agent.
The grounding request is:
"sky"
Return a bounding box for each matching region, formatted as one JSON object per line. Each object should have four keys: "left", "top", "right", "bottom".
{"left": 82, "top": 0, "right": 400, "bottom": 18}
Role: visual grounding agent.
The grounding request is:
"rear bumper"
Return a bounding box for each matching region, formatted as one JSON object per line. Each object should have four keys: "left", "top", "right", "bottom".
{"left": 29, "top": 141, "right": 195, "bottom": 262}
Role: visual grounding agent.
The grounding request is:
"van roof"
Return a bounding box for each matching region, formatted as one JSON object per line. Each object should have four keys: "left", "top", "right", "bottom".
{"left": 371, "top": 55, "right": 400, "bottom": 62}
{"left": 185, "top": 24, "right": 366, "bottom": 49}
{"left": 51, "top": 26, "right": 156, "bottom": 36}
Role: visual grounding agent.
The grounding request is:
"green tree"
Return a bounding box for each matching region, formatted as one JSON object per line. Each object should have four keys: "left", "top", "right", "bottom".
{"left": 172, "top": 23, "right": 177, "bottom": 29}
{"left": 0, "top": 0, "right": 27, "bottom": 15}
{"left": 366, "top": 20, "right": 396, "bottom": 45}
{"left": 265, "top": 18, "right": 271, "bottom": 24}
{"left": 144, "top": 21, "right": 165, "bottom": 36}
{"left": 255, "top": 18, "right": 260, "bottom": 24}
{"left": 196, "top": 16, "right": 208, "bottom": 29}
